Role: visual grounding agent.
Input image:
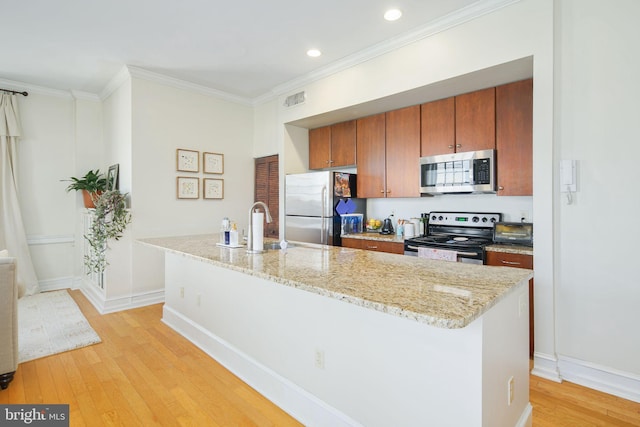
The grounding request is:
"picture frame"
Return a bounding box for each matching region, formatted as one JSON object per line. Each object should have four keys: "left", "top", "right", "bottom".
{"left": 203, "top": 152, "right": 224, "bottom": 174}
{"left": 203, "top": 178, "right": 224, "bottom": 199}
{"left": 177, "top": 149, "right": 199, "bottom": 172}
{"left": 177, "top": 177, "right": 199, "bottom": 199}
{"left": 107, "top": 164, "right": 119, "bottom": 191}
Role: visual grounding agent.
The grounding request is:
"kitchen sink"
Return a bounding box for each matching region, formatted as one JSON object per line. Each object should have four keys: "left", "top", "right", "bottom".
{"left": 263, "top": 242, "right": 296, "bottom": 250}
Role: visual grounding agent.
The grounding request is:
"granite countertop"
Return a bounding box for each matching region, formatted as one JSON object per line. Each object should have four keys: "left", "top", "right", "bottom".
{"left": 341, "top": 232, "right": 404, "bottom": 243}
{"left": 139, "top": 234, "right": 533, "bottom": 329}
{"left": 485, "top": 244, "right": 534, "bottom": 256}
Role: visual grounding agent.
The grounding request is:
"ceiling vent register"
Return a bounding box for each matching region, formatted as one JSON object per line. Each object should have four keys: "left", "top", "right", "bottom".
{"left": 284, "top": 91, "right": 306, "bottom": 107}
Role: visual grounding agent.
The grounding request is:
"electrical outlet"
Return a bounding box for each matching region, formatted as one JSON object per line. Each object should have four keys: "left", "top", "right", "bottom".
{"left": 507, "top": 376, "right": 514, "bottom": 405}
{"left": 180, "top": 287, "right": 184, "bottom": 298}
{"left": 314, "top": 349, "right": 325, "bottom": 369}
{"left": 519, "top": 293, "right": 527, "bottom": 318}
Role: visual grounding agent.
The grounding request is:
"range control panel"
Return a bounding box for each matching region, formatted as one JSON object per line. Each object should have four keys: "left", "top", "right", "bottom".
{"left": 428, "top": 212, "right": 502, "bottom": 228}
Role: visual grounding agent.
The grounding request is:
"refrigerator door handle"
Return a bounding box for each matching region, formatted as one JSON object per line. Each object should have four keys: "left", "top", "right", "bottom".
{"left": 321, "top": 185, "right": 327, "bottom": 244}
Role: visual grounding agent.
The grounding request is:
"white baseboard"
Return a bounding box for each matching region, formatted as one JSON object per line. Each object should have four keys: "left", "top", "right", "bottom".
{"left": 531, "top": 352, "right": 561, "bottom": 382}
{"left": 80, "top": 282, "right": 165, "bottom": 314}
{"left": 38, "top": 276, "right": 75, "bottom": 292}
{"left": 162, "top": 305, "right": 362, "bottom": 427}
{"left": 515, "top": 403, "right": 533, "bottom": 427}
{"left": 558, "top": 355, "right": 640, "bottom": 403}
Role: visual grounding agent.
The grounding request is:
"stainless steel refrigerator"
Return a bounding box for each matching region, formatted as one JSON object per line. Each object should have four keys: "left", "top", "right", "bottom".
{"left": 285, "top": 171, "right": 366, "bottom": 246}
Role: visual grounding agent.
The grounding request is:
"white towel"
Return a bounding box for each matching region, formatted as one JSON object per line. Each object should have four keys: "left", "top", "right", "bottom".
{"left": 418, "top": 247, "right": 458, "bottom": 262}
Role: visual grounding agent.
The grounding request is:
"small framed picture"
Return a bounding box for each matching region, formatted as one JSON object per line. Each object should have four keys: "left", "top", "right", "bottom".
{"left": 177, "top": 149, "right": 199, "bottom": 172}
{"left": 177, "top": 177, "right": 199, "bottom": 199}
{"left": 107, "top": 164, "right": 119, "bottom": 191}
{"left": 203, "top": 178, "right": 224, "bottom": 199}
{"left": 203, "top": 152, "right": 224, "bottom": 174}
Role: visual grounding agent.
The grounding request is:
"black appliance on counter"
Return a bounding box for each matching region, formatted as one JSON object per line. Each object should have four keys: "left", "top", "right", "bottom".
{"left": 404, "top": 211, "right": 502, "bottom": 264}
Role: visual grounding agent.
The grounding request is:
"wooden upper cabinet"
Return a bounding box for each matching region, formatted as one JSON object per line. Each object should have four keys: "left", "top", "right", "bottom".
{"left": 356, "top": 113, "right": 386, "bottom": 198}
{"left": 421, "top": 97, "right": 455, "bottom": 156}
{"left": 309, "top": 120, "right": 356, "bottom": 169}
{"left": 330, "top": 120, "right": 356, "bottom": 167}
{"left": 496, "top": 78, "right": 533, "bottom": 196}
{"left": 385, "top": 105, "right": 420, "bottom": 198}
{"left": 309, "top": 126, "right": 331, "bottom": 169}
{"left": 455, "top": 87, "right": 496, "bottom": 152}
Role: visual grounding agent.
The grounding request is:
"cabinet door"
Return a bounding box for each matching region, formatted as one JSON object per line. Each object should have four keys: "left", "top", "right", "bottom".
{"left": 331, "top": 120, "right": 356, "bottom": 167}
{"left": 421, "top": 97, "right": 455, "bottom": 156}
{"left": 385, "top": 105, "right": 421, "bottom": 198}
{"left": 455, "top": 87, "right": 496, "bottom": 152}
{"left": 496, "top": 79, "right": 533, "bottom": 196}
{"left": 356, "top": 113, "right": 386, "bottom": 198}
{"left": 309, "top": 126, "right": 331, "bottom": 169}
{"left": 486, "top": 251, "right": 534, "bottom": 356}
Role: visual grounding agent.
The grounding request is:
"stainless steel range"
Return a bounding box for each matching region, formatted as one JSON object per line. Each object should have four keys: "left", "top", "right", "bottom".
{"left": 404, "top": 211, "right": 502, "bottom": 264}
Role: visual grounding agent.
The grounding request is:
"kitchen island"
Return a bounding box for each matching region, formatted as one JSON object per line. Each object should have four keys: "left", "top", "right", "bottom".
{"left": 140, "top": 234, "right": 533, "bottom": 427}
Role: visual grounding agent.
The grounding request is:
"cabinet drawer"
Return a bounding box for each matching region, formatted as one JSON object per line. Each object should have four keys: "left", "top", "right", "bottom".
{"left": 341, "top": 238, "right": 362, "bottom": 249}
{"left": 361, "top": 240, "right": 404, "bottom": 254}
{"left": 486, "top": 251, "right": 533, "bottom": 269}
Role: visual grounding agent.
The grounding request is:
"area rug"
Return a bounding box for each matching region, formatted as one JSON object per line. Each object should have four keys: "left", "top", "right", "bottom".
{"left": 18, "top": 290, "right": 102, "bottom": 363}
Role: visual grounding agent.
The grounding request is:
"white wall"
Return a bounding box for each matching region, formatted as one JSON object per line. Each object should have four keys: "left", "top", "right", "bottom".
{"left": 129, "top": 76, "right": 254, "bottom": 297}
{"left": 14, "top": 90, "right": 87, "bottom": 289}
{"left": 555, "top": 0, "right": 640, "bottom": 376}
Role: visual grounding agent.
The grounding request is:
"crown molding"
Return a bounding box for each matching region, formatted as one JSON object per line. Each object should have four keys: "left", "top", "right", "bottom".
{"left": 0, "top": 77, "right": 72, "bottom": 99}
{"left": 71, "top": 90, "right": 101, "bottom": 102}
{"left": 255, "top": 0, "right": 521, "bottom": 105}
{"left": 126, "top": 66, "right": 253, "bottom": 106}
{"left": 99, "top": 65, "right": 131, "bottom": 100}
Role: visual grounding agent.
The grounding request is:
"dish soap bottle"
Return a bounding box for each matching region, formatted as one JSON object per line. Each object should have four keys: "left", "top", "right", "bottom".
{"left": 229, "top": 222, "right": 239, "bottom": 246}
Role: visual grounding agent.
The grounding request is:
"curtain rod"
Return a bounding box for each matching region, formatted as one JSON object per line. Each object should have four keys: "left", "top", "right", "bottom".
{"left": 1, "top": 88, "right": 28, "bottom": 96}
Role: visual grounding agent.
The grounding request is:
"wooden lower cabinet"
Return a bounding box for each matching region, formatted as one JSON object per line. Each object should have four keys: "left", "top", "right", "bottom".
{"left": 342, "top": 237, "right": 404, "bottom": 255}
{"left": 486, "top": 251, "right": 534, "bottom": 357}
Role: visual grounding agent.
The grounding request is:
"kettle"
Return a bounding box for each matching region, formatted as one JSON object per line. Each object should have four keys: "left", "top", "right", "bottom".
{"left": 380, "top": 217, "right": 394, "bottom": 235}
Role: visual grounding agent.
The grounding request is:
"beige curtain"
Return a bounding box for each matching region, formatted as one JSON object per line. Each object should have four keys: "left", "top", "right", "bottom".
{"left": 0, "top": 93, "right": 39, "bottom": 297}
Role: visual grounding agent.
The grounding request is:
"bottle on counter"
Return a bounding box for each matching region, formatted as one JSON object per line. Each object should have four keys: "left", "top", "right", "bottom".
{"left": 229, "top": 222, "right": 239, "bottom": 246}
{"left": 220, "top": 217, "right": 231, "bottom": 245}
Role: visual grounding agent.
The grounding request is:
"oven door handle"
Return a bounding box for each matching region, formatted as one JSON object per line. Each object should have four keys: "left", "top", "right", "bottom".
{"left": 406, "top": 246, "right": 477, "bottom": 258}
{"left": 456, "top": 251, "right": 478, "bottom": 257}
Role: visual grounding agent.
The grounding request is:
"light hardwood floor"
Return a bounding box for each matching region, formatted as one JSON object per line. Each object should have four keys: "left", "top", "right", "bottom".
{"left": 2, "top": 290, "right": 639, "bottom": 426}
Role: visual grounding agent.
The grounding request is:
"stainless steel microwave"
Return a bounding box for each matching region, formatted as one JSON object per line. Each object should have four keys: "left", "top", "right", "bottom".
{"left": 420, "top": 149, "right": 496, "bottom": 195}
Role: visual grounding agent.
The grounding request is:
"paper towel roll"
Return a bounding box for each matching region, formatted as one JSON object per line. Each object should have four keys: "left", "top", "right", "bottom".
{"left": 252, "top": 211, "right": 264, "bottom": 251}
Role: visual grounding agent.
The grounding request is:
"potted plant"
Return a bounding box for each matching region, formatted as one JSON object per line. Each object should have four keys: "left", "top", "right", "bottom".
{"left": 64, "top": 169, "right": 108, "bottom": 208}
{"left": 84, "top": 190, "right": 132, "bottom": 275}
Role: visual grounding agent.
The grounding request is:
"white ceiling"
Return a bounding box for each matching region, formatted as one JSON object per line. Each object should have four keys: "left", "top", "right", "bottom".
{"left": 1, "top": 0, "right": 514, "bottom": 102}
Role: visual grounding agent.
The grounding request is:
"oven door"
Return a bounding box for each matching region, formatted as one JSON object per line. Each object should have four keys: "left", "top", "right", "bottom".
{"left": 404, "top": 243, "right": 485, "bottom": 264}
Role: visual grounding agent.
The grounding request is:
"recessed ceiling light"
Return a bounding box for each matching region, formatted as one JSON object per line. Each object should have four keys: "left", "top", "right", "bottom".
{"left": 384, "top": 9, "right": 402, "bottom": 21}
{"left": 307, "top": 49, "right": 322, "bottom": 58}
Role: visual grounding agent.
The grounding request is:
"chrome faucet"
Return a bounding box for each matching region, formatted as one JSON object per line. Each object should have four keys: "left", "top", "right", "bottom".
{"left": 247, "top": 201, "right": 273, "bottom": 253}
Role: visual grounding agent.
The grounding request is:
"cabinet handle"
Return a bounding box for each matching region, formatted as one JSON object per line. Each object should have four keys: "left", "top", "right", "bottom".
{"left": 380, "top": 190, "right": 385, "bottom": 193}
{"left": 387, "top": 189, "right": 391, "bottom": 194}
{"left": 448, "top": 144, "right": 454, "bottom": 149}
{"left": 456, "top": 144, "right": 462, "bottom": 148}
{"left": 329, "top": 160, "right": 334, "bottom": 163}
{"left": 501, "top": 260, "right": 521, "bottom": 266}
{"left": 498, "top": 186, "right": 504, "bottom": 190}
{"left": 366, "top": 245, "right": 378, "bottom": 249}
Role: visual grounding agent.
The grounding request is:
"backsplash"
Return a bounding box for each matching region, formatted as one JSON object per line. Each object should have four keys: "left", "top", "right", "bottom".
{"left": 366, "top": 195, "right": 533, "bottom": 224}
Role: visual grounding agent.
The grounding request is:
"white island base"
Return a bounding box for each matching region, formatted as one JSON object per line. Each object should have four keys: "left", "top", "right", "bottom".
{"left": 161, "top": 251, "right": 531, "bottom": 427}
